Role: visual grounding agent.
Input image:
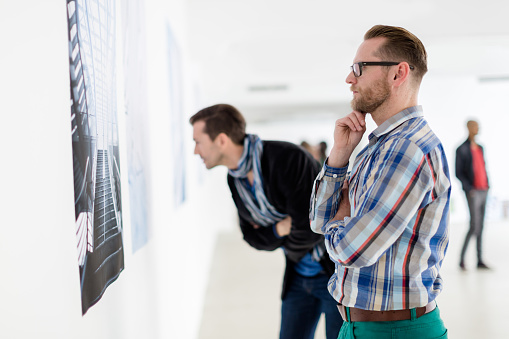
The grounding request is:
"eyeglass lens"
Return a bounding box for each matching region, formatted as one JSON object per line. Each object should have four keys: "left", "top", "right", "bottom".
{"left": 351, "top": 63, "right": 361, "bottom": 77}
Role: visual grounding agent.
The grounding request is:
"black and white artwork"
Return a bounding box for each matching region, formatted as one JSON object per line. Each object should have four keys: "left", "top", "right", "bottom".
{"left": 66, "top": 0, "right": 124, "bottom": 315}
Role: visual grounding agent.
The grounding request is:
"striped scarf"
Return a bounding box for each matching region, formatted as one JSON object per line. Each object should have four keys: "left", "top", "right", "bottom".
{"left": 228, "top": 134, "right": 287, "bottom": 226}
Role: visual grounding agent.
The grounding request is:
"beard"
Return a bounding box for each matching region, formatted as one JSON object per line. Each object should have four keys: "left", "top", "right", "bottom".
{"left": 351, "top": 78, "right": 391, "bottom": 114}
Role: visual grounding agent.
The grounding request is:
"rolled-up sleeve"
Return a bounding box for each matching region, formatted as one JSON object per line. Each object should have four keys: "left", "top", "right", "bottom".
{"left": 310, "top": 161, "right": 348, "bottom": 234}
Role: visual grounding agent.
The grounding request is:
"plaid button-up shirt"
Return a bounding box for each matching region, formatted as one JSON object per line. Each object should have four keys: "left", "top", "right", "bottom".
{"left": 310, "top": 106, "right": 451, "bottom": 311}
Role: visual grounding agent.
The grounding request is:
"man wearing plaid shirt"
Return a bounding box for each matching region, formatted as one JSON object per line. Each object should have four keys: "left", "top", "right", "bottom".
{"left": 310, "top": 25, "right": 451, "bottom": 338}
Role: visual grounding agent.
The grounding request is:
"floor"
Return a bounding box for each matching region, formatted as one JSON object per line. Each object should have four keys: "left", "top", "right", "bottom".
{"left": 198, "top": 219, "right": 508, "bottom": 339}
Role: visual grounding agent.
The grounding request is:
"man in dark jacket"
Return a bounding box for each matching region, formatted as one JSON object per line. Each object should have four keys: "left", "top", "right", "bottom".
{"left": 190, "top": 104, "right": 342, "bottom": 339}
{"left": 455, "top": 120, "right": 490, "bottom": 270}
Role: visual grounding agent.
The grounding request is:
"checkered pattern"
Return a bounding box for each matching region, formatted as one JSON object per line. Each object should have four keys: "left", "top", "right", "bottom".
{"left": 310, "top": 106, "right": 451, "bottom": 311}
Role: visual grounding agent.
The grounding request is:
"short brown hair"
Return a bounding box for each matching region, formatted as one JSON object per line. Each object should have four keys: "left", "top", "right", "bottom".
{"left": 189, "top": 104, "right": 246, "bottom": 145}
{"left": 365, "top": 25, "right": 428, "bottom": 84}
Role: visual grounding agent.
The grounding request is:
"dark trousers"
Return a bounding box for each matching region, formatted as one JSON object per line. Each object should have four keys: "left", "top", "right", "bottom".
{"left": 280, "top": 272, "right": 343, "bottom": 339}
{"left": 460, "top": 189, "right": 488, "bottom": 263}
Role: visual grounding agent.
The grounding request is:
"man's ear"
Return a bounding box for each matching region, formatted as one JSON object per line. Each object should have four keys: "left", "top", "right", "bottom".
{"left": 215, "top": 132, "right": 230, "bottom": 147}
{"left": 392, "top": 62, "right": 411, "bottom": 86}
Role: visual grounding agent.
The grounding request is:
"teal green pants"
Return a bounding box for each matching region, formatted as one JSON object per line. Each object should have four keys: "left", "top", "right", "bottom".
{"left": 338, "top": 306, "right": 448, "bottom": 339}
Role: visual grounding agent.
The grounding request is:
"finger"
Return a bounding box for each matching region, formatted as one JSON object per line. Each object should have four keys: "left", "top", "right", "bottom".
{"left": 346, "top": 115, "right": 361, "bottom": 131}
{"left": 337, "top": 116, "right": 359, "bottom": 132}
{"left": 352, "top": 111, "right": 366, "bottom": 126}
{"left": 348, "top": 112, "right": 366, "bottom": 131}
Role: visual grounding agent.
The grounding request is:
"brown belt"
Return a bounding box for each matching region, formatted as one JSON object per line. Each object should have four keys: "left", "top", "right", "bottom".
{"left": 337, "top": 301, "right": 436, "bottom": 322}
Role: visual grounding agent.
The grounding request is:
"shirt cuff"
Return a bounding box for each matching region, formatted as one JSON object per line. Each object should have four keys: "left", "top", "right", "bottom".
{"left": 323, "top": 160, "right": 348, "bottom": 182}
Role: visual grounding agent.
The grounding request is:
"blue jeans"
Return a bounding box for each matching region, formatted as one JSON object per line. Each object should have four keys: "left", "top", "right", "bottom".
{"left": 280, "top": 272, "right": 343, "bottom": 339}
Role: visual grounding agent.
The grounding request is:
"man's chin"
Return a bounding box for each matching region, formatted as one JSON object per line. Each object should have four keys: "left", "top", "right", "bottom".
{"left": 351, "top": 99, "right": 359, "bottom": 112}
{"left": 351, "top": 102, "right": 367, "bottom": 114}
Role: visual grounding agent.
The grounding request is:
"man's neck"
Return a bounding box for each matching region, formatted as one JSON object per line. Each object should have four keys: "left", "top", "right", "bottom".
{"left": 224, "top": 144, "right": 245, "bottom": 170}
{"left": 246, "top": 170, "right": 254, "bottom": 185}
{"left": 371, "top": 104, "right": 416, "bottom": 126}
{"left": 371, "top": 95, "right": 418, "bottom": 126}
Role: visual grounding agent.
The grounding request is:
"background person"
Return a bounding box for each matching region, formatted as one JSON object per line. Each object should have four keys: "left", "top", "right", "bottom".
{"left": 190, "top": 104, "right": 343, "bottom": 339}
{"left": 455, "top": 120, "right": 490, "bottom": 270}
{"left": 318, "top": 141, "right": 328, "bottom": 164}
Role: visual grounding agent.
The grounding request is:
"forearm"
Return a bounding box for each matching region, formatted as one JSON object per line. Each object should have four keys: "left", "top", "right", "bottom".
{"left": 310, "top": 164, "right": 348, "bottom": 234}
{"left": 325, "top": 149, "right": 435, "bottom": 268}
{"left": 328, "top": 145, "right": 355, "bottom": 168}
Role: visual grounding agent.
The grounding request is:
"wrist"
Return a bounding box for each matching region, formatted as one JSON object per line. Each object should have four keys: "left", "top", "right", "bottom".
{"left": 273, "top": 224, "right": 284, "bottom": 238}
{"left": 328, "top": 147, "right": 351, "bottom": 168}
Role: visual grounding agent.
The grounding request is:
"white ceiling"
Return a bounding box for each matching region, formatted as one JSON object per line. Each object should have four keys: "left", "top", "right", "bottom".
{"left": 186, "top": 0, "right": 509, "bottom": 122}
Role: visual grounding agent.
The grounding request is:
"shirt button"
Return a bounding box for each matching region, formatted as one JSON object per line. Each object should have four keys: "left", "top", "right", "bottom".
{"left": 333, "top": 174, "right": 338, "bottom": 178}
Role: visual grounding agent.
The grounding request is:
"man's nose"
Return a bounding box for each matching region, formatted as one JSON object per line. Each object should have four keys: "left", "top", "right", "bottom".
{"left": 346, "top": 71, "right": 356, "bottom": 84}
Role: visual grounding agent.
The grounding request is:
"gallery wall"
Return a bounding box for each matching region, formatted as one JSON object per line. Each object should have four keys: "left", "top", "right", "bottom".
{"left": 0, "top": 0, "right": 236, "bottom": 338}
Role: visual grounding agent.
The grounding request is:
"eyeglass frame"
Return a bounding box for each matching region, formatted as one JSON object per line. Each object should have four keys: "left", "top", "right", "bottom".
{"left": 350, "top": 61, "right": 415, "bottom": 77}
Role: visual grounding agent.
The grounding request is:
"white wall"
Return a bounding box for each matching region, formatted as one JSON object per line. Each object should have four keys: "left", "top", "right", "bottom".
{"left": 0, "top": 1, "right": 236, "bottom": 338}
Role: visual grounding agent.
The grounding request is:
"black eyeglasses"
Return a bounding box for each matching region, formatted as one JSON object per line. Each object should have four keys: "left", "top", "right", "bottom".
{"left": 350, "top": 62, "right": 415, "bottom": 77}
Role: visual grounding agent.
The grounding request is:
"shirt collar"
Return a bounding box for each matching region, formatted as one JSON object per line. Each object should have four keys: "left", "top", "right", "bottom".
{"left": 368, "top": 105, "right": 423, "bottom": 145}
